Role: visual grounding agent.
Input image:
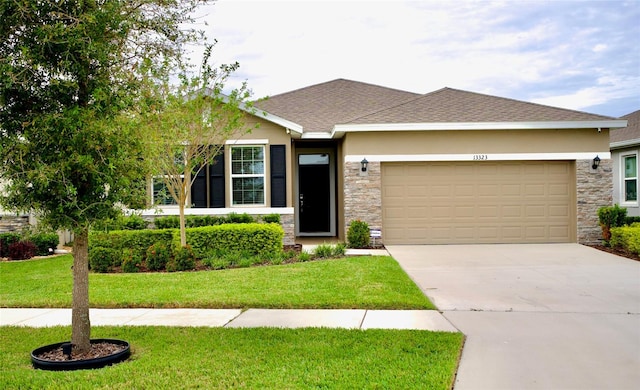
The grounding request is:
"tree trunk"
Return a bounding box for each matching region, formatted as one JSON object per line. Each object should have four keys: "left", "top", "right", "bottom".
{"left": 179, "top": 199, "right": 187, "bottom": 247}
{"left": 71, "top": 229, "right": 91, "bottom": 353}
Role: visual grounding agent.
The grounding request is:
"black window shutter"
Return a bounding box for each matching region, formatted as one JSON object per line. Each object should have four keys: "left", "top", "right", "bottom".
{"left": 191, "top": 166, "right": 207, "bottom": 208}
{"left": 270, "top": 145, "right": 286, "bottom": 207}
{"left": 210, "top": 149, "right": 225, "bottom": 208}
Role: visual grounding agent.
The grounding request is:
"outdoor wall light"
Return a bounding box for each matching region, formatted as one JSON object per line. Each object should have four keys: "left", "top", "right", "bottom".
{"left": 361, "top": 158, "right": 369, "bottom": 172}
{"left": 592, "top": 155, "right": 601, "bottom": 170}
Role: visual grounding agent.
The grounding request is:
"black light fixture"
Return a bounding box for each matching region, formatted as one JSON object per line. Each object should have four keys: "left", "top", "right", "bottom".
{"left": 592, "top": 155, "right": 601, "bottom": 170}
{"left": 361, "top": 158, "right": 368, "bottom": 172}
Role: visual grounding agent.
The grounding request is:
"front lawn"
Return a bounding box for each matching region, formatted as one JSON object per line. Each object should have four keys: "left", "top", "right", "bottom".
{"left": 0, "top": 326, "right": 463, "bottom": 389}
{"left": 0, "top": 254, "right": 435, "bottom": 309}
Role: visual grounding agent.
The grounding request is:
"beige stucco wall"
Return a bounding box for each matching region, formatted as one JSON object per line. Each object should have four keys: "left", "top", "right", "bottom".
{"left": 342, "top": 128, "right": 609, "bottom": 155}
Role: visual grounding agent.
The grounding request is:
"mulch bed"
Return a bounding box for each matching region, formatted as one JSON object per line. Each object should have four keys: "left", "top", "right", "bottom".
{"left": 587, "top": 244, "right": 640, "bottom": 262}
{"left": 35, "top": 342, "right": 126, "bottom": 362}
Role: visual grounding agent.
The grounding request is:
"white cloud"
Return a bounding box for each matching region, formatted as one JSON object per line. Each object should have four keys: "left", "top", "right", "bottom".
{"left": 191, "top": 0, "right": 639, "bottom": 116}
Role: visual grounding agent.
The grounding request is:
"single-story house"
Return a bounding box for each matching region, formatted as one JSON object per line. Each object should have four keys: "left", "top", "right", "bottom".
{"left": 142, "top": 79, "right": 627, "bottom": 246}
{"left": 610, "top": 109, "right": 640, "bottom": 216}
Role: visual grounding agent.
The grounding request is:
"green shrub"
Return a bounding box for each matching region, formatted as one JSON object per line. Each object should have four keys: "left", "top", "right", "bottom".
{"left": 121, "top": 249, "right": 142, "bottom": 273}
{"left": 624, "top": 216, "right": 640, "bottom": 225}
{"left": 185, "top": 223, "right": 283, "bottom": 258}
{"left": 314, "top": 244, "right": 335, "bottom": 259}
{"left": 168, "top": 245, "right": 196, "bottom": 272}
{"left": 0, "top": 233, "right": 21, "bottom": 258}
{"left": 610, "top": 226, "right": 640, "bottom": 254}
{"left": 155, "top": 216, "right": 180, "bottom": 229}
{"left": 598, "top": 205, "right": 627, "bottom": 242}
{"left": 29, "top": 232, "right": 59, "bottom": 256}
{"left": 262, "top": 214, "right": 281, "bottom": 224}
{"left": 122, "top": 214, "right": 148, "bottom": 230}
{"left": 347, "top": 220, "right": 370, "bottom": 248}
{"left": 89, "top": 247, "right": 119, "bottom": 273}
{"left": 203, "top": 256, "right": 232, "bottom": 270}
{"left": 146, "top": 243, "right": 171, "bottom": 271}
{"left": 333, "top": 242, "right": 347, "bottom": 256}
{"left": 237, "top": 256, "right": 256, "bottom": 268}
{"left": 227, "top": 212, "right": 254, "bottom": 223}
{"left": 282, "top": 249, "right": 298, "bottom": 260}
{"left": 298, "top": 252, "right": 311, "bottom": 262}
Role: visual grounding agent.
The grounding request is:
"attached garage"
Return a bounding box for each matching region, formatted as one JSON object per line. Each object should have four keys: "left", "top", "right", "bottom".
{"left": 382, "top": 161, "right": 576, "bottom": 244}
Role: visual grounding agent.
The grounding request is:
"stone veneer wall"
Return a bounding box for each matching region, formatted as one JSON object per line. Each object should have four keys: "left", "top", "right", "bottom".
{"left": 0, "top": 215, "right": 30, "bottom": 233}
{"left": 342, "top": 159, "right": 612, "bottom": 245}
{"left": 343, "top": 161, "right": 383, "bottom": 239}
{"left": 142, "top": 212, "right": 295, "bottom": 246}
{"left": 576, "top": 158, "right": 612, "bottom": 244}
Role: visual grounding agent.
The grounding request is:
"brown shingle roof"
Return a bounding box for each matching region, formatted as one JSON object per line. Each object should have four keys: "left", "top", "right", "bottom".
{"left": 348, "top": 87, "right": 614, "bottom": 124}
{"left": 610, "top": 109, "right": 640, "bottom": 144}
{"left": 254, "top": 79, "right": 617, "bottom": 133}
{"left": 254, "top": 79, "right": 420, "bottom": 133}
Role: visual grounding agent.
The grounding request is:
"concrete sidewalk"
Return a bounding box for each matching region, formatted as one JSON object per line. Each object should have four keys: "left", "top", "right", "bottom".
{"left": 0, "top": 308, "right": 458, "bottom": 332}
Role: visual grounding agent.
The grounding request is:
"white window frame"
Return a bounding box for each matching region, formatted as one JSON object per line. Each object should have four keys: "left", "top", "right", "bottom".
{"left": 229, "top": 145, "right": 266, "bottom": 207}
{"left": 621, "top": 152, "right": 638, "bottom": 206}
{"left": 151, "top": 176, "right": 183, "bottom": 207}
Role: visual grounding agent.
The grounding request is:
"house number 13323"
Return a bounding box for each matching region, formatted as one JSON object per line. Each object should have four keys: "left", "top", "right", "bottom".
{"left": 473, "top": 154, "right": 488, "bottom": 160}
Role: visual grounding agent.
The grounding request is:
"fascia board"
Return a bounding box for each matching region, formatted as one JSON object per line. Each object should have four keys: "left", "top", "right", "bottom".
{"left": 331, "top": 120, "right": 628, "bottom": 137}
{"left": 200, "top": 88, "right": 304, "bottom": 135}
{"left": 610, "top": 138, "right": 640, "bottom": 150}
{"left": 301, "top": 132, "right": 333, "bottom": 139}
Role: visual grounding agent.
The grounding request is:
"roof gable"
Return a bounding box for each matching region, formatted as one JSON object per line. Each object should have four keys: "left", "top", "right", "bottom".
{"left": 610, "top": 109, "right": 640, "bottom": 147}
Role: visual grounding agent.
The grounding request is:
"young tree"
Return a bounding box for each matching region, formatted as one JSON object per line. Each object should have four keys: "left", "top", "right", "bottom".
{"left": 142, "top": 45, "right": 258, "bottom": 247}
{"left": 0, "top": 0, "right": 213, "bottom": 354}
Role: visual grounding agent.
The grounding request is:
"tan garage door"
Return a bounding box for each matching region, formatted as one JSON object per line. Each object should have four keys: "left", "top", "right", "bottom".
{"left": 382, "top": 161, "right": 575, "bottom": 244}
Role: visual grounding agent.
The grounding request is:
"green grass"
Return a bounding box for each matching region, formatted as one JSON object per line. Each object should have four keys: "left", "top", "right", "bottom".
{"left": 0, "top": 254, "right": 435, "bottom": 309}
{"left": 0, "top": 326, "right": 463, "bottom": 389}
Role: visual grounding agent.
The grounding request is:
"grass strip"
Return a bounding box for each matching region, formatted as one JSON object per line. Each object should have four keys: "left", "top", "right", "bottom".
{"left": 0, "top": 326, "right": 463, "bottom": 389}
{"left": 0, "top": 255, "right": 434, "bottom": 309}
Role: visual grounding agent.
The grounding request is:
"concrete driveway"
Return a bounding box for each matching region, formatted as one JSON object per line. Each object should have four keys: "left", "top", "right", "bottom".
{"left": 386, "top": 244, "right": 640, "bottom": 390}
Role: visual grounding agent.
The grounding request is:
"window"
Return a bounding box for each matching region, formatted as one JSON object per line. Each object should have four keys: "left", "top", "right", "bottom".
{"left": 624, "top": 154, "right": 637, "bottom": 202}
{"left": 152, "top": 177, "right": 179, "bottom": 206}
{"left": 231, "top": 146, "right": 265, "bottom": 205}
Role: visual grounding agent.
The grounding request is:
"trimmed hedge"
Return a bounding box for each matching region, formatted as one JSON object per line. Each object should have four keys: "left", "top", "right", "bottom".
{"left": 90, "top": 229, "right": 176, "bottom": 260}
{"left": 88, "top": 223, "right": 284, "bottom": 271}
{"left": 610, "top": 226, "right": 640, "bottom": 255}
{"left": 185, "top": 223, "right": 284, "bottom": 258}
{"left": 154, "top": 213, "right": 256, "bottom": 229}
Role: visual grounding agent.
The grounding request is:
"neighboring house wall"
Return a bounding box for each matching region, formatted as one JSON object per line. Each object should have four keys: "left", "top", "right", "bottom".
{"left": 611, "top": 146, "right": 640, "bottom": 216}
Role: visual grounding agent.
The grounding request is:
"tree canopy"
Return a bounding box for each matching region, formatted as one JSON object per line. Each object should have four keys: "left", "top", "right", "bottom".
{"left": 0, "top": 0, "right": 215, "bottom": 353}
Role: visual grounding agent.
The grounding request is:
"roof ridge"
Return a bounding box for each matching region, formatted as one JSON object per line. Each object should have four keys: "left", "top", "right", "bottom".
{"left": 339, "top": 85, "right": 423, "bottom": 124}
{"left": 440, "top": 87, "right": 616, "bottom": 120}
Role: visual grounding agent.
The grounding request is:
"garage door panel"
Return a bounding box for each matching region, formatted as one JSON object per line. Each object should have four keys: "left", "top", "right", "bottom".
{"left": 382, "top": 161, "right": 575, "bottom": 244}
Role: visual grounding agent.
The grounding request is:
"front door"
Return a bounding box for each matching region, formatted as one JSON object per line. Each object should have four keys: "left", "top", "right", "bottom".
{"left": 297, "top": 152, "right": 335, "bottom": 235}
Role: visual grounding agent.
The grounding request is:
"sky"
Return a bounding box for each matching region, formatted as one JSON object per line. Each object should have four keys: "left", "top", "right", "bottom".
{"left": 190, "top": 0, "right": 640, "bottom": 118}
